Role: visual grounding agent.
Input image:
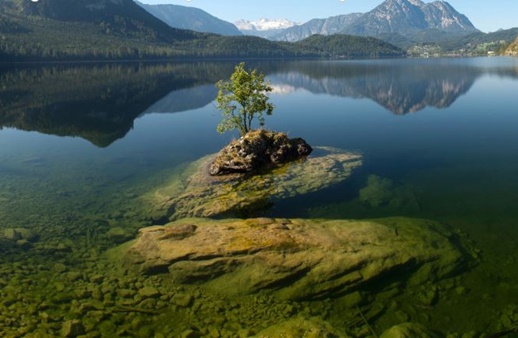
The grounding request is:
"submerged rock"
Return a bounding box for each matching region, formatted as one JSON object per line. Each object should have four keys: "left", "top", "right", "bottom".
{"left": 359, "top": 175, "right": 422, "bottom": 212}
{"left": 61, "top": 320, "right": 86, "bottom": 337}
{"left": 380, "top": 322, "right": 443, "bottom": 338}
{"left": 148, "top": 146, "right": 362, "bottom": 220}
{"left": 256, "top": 316, "right": 340, "bottom": 337}
{"left": 209, "top": 130, "right": 312, "bottom": 176}
{"left": 359, "top": 175, "right": 395, "bottom": 207}
{"left": 2, "top": 227, "right": 39, "bottom": 242}
{"left": 118, "top": 217, "right": 468, "bottom": 301}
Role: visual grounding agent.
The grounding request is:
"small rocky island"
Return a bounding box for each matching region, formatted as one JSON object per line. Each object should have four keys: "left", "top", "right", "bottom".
{"left": 209, "top": 129, "right": 313, "bottom": 176}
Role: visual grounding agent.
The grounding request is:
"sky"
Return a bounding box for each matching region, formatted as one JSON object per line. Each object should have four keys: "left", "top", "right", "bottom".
{"left": 139, "top": 0, "right": 518, "bottom": 33}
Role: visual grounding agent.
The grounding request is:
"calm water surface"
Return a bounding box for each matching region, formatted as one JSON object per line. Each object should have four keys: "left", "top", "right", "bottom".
{"left": 1, "top": 57, "right": 518, "bottom": 336}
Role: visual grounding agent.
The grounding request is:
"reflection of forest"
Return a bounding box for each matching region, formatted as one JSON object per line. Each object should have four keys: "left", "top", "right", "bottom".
{"left": 0, "top": 62, "right": 233, "bottom": 147}
{"left": 268, "top": 61, "right": 518, "bottom": 115}
{"left": 2, "top": 60, "right": 517, "bottom": 147}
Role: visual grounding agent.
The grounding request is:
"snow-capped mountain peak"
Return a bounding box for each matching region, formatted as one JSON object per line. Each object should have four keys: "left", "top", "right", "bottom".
{"left": 234, "top": 18, "right": 298, "bottom": 32}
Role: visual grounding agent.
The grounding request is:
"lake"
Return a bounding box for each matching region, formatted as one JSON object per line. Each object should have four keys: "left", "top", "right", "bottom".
{"left": 1, "top": 57, "right": 518, "bottom": 336}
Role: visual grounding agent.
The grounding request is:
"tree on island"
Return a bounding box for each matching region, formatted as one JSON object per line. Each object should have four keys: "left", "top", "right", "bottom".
{"left": 210, "top": 62, "right": 312, "bottom": 176}
{"left": 215, "top": 62, "right": 274, "bottom": 136}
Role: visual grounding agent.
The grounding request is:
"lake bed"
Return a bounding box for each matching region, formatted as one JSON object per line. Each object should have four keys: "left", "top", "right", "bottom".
{"left": 1, "top": 57, "right": 518, "bottom": 336}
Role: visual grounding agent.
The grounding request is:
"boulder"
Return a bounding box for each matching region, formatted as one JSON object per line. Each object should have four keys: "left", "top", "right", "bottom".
{"left": 209, "top": 130, "right": 312, "bottom": 175}
{"left": 118, "top": 217, "right": 468, "bottom": 301}
{"left": 148, "top": 146, "right": 362, "bottom": 220}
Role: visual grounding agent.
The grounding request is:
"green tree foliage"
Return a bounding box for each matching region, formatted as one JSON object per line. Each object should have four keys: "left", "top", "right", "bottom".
{"left": 215, "top": 63, "right": 274, "bottom": 136}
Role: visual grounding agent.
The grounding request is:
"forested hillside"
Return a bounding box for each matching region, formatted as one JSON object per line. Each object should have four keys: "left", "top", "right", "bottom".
{"left": 0, "top": 0, "right": 405, "bottom": 61}
{"left": 293, "top": 35, "right": 406, "bottom": 58}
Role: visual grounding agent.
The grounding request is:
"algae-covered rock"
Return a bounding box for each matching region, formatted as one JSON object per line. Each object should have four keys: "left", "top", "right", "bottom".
{"left": 105, "top": 227, "right": 133, "bottom": 244}
{"left": 209, "top": 129, "right": 312, "bottom": 175}
{"left": 149, "top": 146, "right": 362, "bottom": 220}
{"left": 360, "top": 175, "right": 395, "bottom": 207}
{"left": 2, "top": 227, "right": 39, "bottom": 242}
{"left": 380, "top": 322, "right": 443, "bottom": 338}
{"left": 61, "top": 319, "right": 86, "bottom": 337}
{"left": 359, "top": 175, "right": 421, "bottom": 211}
{"left": 117, "top": 217, "right": 468, "bottom": 301}
{"left": 256, "top": 316, "right": 339, "bottom": 337}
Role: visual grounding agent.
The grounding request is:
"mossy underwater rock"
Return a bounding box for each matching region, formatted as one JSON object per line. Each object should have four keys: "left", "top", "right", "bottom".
{"left": 209, "top": 130, "right": 313, "bottom": 175}
{"left": 149, "top": 146, "right": 362, "bottom": 220}
{"left": 359, "top": 175, "right": 420, "bottom": 210}
{"left": 380, "top": 322, "right": 443, "bottom": 338}
{"left": 256, "top": 316, "right": 340, "bottom": 337}
{"left": 119, "top": 217, "right": 468, "bottom": 301}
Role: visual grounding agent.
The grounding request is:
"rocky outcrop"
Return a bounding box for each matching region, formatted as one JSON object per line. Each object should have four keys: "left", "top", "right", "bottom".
{"left": 121, "top": 217, "right": 467, "bottom": 301}
{"left": 209, "top": 130, "right": 313, "bottom": 176}
{"left": 148, "top": 146, "right": 362, "bottom": 220}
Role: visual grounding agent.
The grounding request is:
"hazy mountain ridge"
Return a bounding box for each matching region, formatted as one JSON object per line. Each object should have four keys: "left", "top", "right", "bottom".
{"left": 136, "top": 2, "right": 242, "bottom": 36}
{"left": 269, "top": 14, "right": 363, "bottom": 42}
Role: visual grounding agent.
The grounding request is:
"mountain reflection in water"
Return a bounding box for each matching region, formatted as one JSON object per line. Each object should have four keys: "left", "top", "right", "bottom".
{"left": 0, "top": 62, "right": 233, "bottom": 147}
{"left": 1, "top": 59, "right": 517, "bottom": 147}
{"left": 267, "top": 60, "right": 516, "bottom": 114}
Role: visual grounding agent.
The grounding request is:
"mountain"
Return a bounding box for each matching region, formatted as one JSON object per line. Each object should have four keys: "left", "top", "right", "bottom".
{"left": 343, "top": 0, "right": 479, "bottom": 42}
{"left": 235, "top": 18, "right": 297, "bottom": 31}
{"left": 269, "top": 14, "right": 363, "bottom": 42}
{"left": 136, "top": 2, "right": 242, "bottom": 36}
{"left": 234, "top": 0, "right": 478, "bottom": 45}
{"left": 0, "top": 0, "right": 406, "bottom": 61}
{"left": 1, "top": 0, "right": 203, "bottom": 42}
{"left": 0, "top": 0, "right": 287, "bottom": 61}
{"left": 235, "top": 18, "right": 298, "bottom": 39}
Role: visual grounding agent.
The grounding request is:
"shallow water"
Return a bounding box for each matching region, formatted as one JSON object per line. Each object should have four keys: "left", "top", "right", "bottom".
{"left": 1, "top": 58, "right": 518, "bottom": 336}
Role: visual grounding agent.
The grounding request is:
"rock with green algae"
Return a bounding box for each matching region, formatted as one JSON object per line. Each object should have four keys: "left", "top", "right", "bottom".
{"left": 61, "top": 320, "right": 86, "bottom": 337}
{"left": 115, "top": 217, "right": 469, "bottom": 301}
{"left": 147, "top": 146, "right": 362, "bottom": 220}
{"left": 380, "top": 322, "right": 443, "bottom": 338}
{"left": 359, "top": 175, "right": 420, "bottom": 210}
{"left": 359, "top": 175, "right": 395, "bottom": 207}
{"left": 255, "top": 316, "right": 340, "bottom": 337}
{"left": 2, "top": 227, "right": 39, "bottom": 242}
